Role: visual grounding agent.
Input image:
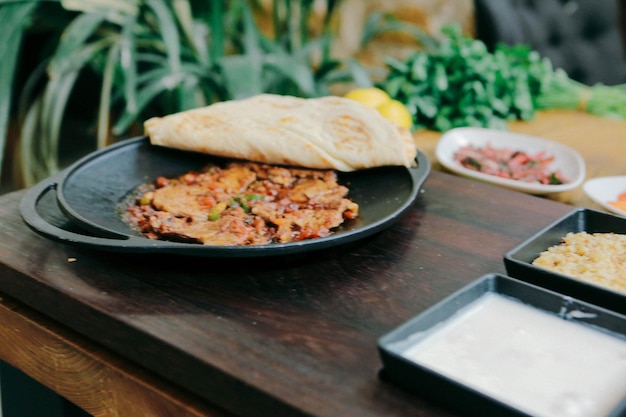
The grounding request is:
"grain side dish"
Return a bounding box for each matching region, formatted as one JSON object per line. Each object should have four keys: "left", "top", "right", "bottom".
{"left": 532, "top": 231, "right": 626, "bottom": 294}
{"left": 124, "top": 161, "right": 359, "bottom": 246}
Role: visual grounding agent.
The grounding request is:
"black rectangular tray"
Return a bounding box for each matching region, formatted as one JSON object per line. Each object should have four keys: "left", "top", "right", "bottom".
{"left": 504, "top": 208, "right": 626, "bottom": 315}
{"left": 378, "top": 273, "right": 626, "bottom": 417}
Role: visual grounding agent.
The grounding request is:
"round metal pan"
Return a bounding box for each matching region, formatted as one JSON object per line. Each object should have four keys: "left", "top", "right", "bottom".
{"left": 20, "top": 137, "right": 430, "bottom": 257}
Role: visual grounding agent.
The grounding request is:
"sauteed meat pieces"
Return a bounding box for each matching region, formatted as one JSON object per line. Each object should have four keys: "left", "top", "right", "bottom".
{"left": 125, "top": 161, "right": 359, "bottom": 246}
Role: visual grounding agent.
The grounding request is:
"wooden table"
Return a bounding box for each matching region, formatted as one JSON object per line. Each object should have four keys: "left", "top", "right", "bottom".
{"left": 0, "top": 110, "right": 623, "bottom": 417}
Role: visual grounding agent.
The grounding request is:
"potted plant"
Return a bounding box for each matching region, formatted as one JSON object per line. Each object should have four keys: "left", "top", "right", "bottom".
{"left": 1, "top": 0, "right": 383, "bottom": 189}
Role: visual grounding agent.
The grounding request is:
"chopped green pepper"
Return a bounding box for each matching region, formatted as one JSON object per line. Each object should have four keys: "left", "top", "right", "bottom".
{"left": 208, "top": 208, "right": 221, "bottom": 221}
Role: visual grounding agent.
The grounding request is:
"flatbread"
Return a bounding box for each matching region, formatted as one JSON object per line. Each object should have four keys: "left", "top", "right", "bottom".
{"left": 144, "top": 94, "right": 417, "bottom": 172}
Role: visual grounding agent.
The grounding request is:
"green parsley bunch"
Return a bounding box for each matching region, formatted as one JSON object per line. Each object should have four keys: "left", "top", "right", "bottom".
{"left": 379, "top": 24, "right": 626, "bottom": 132}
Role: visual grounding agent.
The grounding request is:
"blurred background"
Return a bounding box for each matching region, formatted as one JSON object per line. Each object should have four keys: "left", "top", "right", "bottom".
{"left": 1, "top": 0, "right": 625, "bottom": 194}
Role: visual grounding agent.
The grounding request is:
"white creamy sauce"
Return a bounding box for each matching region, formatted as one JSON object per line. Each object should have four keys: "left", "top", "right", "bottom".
{"left": 402, "top": 294, "right": 626, "bottom": 417}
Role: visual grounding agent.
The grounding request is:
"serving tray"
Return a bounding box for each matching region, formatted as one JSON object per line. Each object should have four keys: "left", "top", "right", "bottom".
{"left": 379, "top": 273, "right": 626, "bottom": 417}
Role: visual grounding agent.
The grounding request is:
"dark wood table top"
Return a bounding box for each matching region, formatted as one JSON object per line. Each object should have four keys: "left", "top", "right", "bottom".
{"left": 0, "top": 169, "right": 575, "bottom": 417}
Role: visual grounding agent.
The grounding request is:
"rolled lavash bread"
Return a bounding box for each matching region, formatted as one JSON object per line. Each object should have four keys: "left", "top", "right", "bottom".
{"left": 144, "top": 94, "right": 417, "bottom": 172}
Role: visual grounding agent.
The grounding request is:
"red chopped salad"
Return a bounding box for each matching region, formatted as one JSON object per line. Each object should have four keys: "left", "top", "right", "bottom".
{"left": 453, "top": 142, "right": 568, "bottom": 185}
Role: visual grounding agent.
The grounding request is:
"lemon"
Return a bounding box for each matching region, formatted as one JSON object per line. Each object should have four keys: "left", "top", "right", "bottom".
{"left": 376, "top": 99, "right": 413, "bottom": 130}
{"left": 344, "top": 87, "right": 391, "bottom": 109}
{"left": 344, "top": 87, "right": 413, "bottom": 129}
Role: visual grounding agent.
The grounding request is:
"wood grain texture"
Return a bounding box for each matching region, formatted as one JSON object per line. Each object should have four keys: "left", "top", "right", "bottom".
{"left": 0, "top": 293, "right": 233, "bottom": 417}
{"left": 0, "top": 165, "right": 575, "bottom": 417}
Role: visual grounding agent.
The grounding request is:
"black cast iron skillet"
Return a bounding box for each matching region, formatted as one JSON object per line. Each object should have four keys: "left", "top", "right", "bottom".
{"left": 20, "top": 137, "right": 430, "bottom": 257}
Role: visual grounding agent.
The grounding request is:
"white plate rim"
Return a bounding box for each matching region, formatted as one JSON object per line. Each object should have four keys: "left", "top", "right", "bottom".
{"left": 583, "top": 176, "right": 626, "bottom": 217}
{"left": 435, "top": 127, "right": 586, "bottom": 194}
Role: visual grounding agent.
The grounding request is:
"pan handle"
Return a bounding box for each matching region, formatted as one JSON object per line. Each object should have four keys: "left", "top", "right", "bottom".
{"left": 410, "top": 151, "right": 431, "bottom": 185}
{"left": 19, "top": 175, "right": 155, "bottom": 252}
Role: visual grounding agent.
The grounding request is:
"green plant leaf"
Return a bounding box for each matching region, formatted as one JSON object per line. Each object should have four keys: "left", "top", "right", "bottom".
{"left": 48, "top": 10, "right": 109, "bottom": 77}
{"left": 28, "top": 15, "right": 114, "bottom": 180}
{"left": 0, "top": 2, "right": 38, "bottom": 183}
{"left": 146, "top": 0, "right": 182, "bottom": 75}
{"left": 219, "top": 54, "right": 263, "bottom": 99}
{"left": 97, "top": 42, "right": 119, "bottom": 149}
{"left": 19, "top": 97, "right": 44, "bottom": 187}
{"left": 61, "top": 0, "right": 138, "bottom": 17}
{"left": 360, "top": 11, "right": 439, "bottom": 51}
{"left": 120, "top": 12, "right": 138, "bottom": 114}
{"left": 19, "top": 69, "right": 79, "bottom": 185}
{"left": 264, "top": 52, "right": 317, "bottom": 96}
{"left": 208, "top": 0, "right": 224, "bottom": 64}
{"left": 215, "top": 1, "right": 266, "bottom": 100}
{"left": 113, "top": 67, "right": 186, "bottom": 133}
{"left": 41, "top": 70, "right": 80, "bottom": 175}
{"left": 240, "top": 0, "right": 263, "bottom": 59}
{"left": 171, "top": 0, "right": 193, "bottom": 44}
{"left": 314, "top": 59, "right": 374, "bottom": 96}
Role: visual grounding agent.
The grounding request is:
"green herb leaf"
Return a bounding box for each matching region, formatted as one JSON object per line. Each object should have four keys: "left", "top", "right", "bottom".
{"left": 377, "top": 22, "right": 626, "bottom": 132}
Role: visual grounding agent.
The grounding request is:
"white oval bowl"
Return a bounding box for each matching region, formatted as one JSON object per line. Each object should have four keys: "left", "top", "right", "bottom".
{"left": 583, "top": 176, "right": 626, "bottom": 217}
{"left": 435, "top": 127, "right": 586, "bottom": 194}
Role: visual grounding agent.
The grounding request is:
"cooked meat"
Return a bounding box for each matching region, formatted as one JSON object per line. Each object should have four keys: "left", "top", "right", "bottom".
{"left": 124, "top": 161, "right": 359, "bottom": 246}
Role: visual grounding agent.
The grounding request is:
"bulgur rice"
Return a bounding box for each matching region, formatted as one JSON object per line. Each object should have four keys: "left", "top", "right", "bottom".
{"left": 532, "top": 231, "right": 626, "bottom": 294}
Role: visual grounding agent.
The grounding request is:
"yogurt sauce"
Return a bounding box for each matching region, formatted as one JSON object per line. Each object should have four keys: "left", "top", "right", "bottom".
{"left": 403, "top": 293, "right": 626, "bottom": 417}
